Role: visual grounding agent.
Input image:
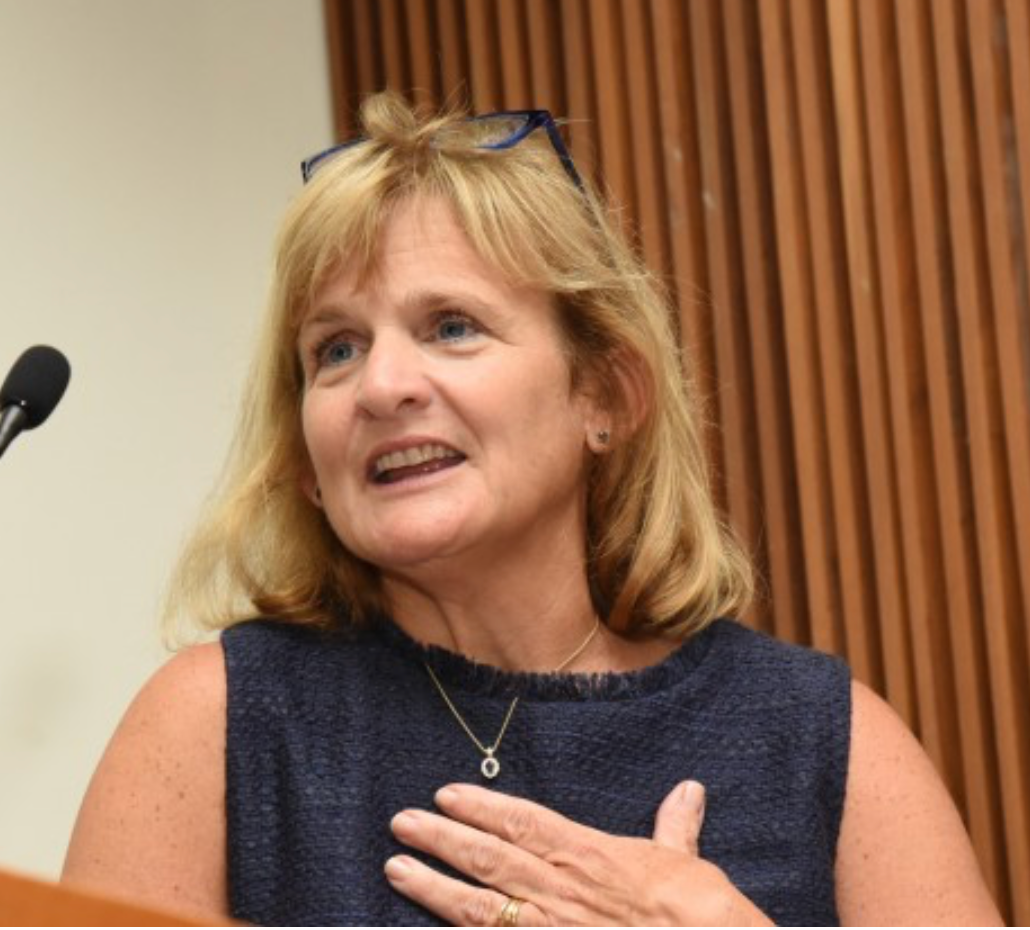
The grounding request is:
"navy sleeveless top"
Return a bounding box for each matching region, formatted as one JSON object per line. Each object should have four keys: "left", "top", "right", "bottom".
{"left": 222, "top": 618, "right": 850, "bottom": 926}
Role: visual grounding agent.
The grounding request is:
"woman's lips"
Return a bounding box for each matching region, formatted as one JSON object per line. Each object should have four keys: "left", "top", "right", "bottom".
{"left": 368, "top": 442, "right": 466, "bottom": 484}
{"left": 374, "top": 454, "right": 465, "bottom": 485}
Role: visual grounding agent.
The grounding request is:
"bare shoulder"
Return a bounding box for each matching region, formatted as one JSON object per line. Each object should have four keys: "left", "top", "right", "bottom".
{"left": 835, "top": 679, "right": 1002, "bottom": 926}
{"left": 62, "top": 641, "right": 229, "bottom": 919}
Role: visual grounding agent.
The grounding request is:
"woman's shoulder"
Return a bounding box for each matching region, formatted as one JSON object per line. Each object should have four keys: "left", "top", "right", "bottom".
{"left": 94, "top": 640, "right": 227, "bottom": 735}
{"left": 62, "top": 641, "right": 228, "bottom": 916}
{"left": 835, "top": 681, "right": 1002, "bottom": 923}
{"left": 152, "top": 639, "right": 227, "bottom": 697}
{"left": 101, "top": 639, "right": 227, "bottom": 780}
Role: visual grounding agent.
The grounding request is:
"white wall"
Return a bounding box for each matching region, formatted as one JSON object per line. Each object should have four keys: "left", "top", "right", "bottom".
{"left": 0, "top": 0, "right": 332, "bottom": 879}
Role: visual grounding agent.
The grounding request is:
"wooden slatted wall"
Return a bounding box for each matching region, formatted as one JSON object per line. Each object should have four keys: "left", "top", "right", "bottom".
{"left": 321, "top": 0, "right": 1030, "bottom": 920}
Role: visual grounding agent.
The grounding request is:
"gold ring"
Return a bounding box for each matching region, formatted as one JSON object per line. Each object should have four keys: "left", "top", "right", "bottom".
{"left": 498, "top": 896, "right": 524, "bottom": 927}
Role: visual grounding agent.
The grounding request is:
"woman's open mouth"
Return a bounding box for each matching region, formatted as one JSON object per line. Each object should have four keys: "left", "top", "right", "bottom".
{"left": 370, "top": 443, "right": 466, "bottom": 485}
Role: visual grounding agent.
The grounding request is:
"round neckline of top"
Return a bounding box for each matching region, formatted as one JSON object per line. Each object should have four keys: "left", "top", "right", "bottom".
{"left": 368, "top": 615, "right": 730, "bottom": 703}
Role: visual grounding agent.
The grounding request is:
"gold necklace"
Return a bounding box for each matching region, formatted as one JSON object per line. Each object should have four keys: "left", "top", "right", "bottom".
{"left": 423, "top": 617, "right": 602, "bottom": 780}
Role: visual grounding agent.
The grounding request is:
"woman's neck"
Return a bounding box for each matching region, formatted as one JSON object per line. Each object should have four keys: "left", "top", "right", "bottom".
{"left": 382, "top": 566, "right": 600, "bottom": 672}
{"left": 381, "top": 565, "right": 676, "bottom": 674}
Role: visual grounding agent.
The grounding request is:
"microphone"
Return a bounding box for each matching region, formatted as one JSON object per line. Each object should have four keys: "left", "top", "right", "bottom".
{"left": 0, "top": 345, "right": 72, "bottom": 461}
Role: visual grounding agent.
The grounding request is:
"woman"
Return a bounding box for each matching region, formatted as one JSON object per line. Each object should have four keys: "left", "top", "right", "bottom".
{"left": 62, "top": 93, "right": 1000, "bottom": 926}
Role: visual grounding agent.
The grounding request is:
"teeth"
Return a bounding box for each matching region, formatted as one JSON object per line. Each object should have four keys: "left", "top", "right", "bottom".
{"left": 374, "top": 444, "right": 459, "bottom": 476}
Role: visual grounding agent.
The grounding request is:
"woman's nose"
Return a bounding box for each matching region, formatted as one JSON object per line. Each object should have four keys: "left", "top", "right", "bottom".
{"left": 354, "top": 334, "right": 431, "bottom": 418}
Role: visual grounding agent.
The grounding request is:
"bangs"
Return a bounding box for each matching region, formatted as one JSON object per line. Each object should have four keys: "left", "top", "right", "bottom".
{"left": 278, "top": 147, "right": 412, "bottom": 333}
{"left": 276, "top": 128, "right": 608, "bottom": 342}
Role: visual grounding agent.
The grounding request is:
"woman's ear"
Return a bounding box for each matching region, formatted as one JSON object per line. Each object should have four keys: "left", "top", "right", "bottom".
{"left": 300, "top": 469, "right": 323, "bottom": 509}
{"left": 610, "top": 346, "right": 652, "bottom": 437}
{"left": 582, "top": 347, "right": 651, "bottom": 452}
{"left": 586, "top": 424, "right": 612, "bottom": 453}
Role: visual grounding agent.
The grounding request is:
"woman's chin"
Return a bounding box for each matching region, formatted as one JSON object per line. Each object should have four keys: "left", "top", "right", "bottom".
{"left": 347, "top": 521, "right": 476, "bottom": 573}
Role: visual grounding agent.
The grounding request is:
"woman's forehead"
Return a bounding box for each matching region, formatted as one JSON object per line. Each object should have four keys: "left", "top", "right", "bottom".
{"left": 325, "top": 201, "right": 493, "bottom": 286}
{"left": 300, "top": 196, "right": 544, "bottom": 320}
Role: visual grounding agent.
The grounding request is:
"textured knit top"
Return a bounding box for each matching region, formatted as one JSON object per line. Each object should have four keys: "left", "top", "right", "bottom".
{"left": 222, "top": 617, "right": 851, "bottom": 927}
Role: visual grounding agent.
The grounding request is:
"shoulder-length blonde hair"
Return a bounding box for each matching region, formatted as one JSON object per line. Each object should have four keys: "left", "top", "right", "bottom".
{"left": 164, "top": 91, "right": 752, "bottom": 645}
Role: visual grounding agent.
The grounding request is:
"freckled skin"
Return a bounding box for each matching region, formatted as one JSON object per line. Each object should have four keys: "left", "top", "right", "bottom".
{"left": 833, "top": 682, "right": 1001, "bottom": 925}
{"left": 62, "top": 643, "right": 228, "bottom": 919}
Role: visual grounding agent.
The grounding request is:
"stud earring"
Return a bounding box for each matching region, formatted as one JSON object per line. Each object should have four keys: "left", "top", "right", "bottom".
{"left": 596, "top": 429, "right": 610, "bottom": 445}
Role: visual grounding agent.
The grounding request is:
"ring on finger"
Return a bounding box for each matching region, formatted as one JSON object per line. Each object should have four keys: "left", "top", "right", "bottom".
{"left": 497, "top": 896, "right": 525, "bottom": 927}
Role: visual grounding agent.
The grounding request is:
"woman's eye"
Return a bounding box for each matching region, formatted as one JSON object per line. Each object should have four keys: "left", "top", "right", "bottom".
{"left": 434, "top": 314, "right": 479, "bottom": 343}
{"left": 315, "top": 336, "right": 358, "bottom": 368}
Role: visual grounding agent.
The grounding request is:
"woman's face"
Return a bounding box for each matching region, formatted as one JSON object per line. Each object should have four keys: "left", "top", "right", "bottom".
{"left": 297, "top": 196, "right": 601, "bottom": 577}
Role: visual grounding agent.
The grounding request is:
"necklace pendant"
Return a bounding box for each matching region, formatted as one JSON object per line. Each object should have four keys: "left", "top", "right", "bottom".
{"left": 481, "top": 752, "right": 500, "bottom": 780}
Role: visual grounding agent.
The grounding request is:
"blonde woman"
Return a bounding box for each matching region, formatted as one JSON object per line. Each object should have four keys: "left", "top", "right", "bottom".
{"left": 63, "top": 93, "right": 1000, "bottom": 926}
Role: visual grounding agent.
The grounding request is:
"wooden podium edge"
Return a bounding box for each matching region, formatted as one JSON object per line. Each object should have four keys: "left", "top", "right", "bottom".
{"left": 0, "top": 867, "right": 234, "bottom": 926}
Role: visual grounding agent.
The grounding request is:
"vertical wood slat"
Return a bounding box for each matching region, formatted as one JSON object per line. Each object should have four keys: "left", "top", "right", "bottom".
{"left": 964, "top": 0, "right": 1030, "bottom": 911}
{"left": 587, "top": 0, "right": 637, "bottom": 225}
{"left": 1006, "top": 0, "right": 1030, "bottom": 349}
{"left": 524, "top": 0, "right": 563, "bottom": 108}
{"left": 322, "top": 0, "right": 354, "bottom": 139}
{"left": 619, "top": 2, "right": 668, "bottom": 278}
{"left": 968, "top": 1, "right": 1030, "bottom": 606}
{"left": 967, "top": 2, "right": 1030, "bottom": 771}
{"left": 319, "top": 2, "right": 1029, "bottom": 919}
{"left": 650, "top": 0, "right": 705, "bottom": 300}
{"left": 722, "top": 0, "right": 807, "bottom": 642}
{"left": 892, "top": 0, "right": 1008, "bottom": 903}
{"left": 688, "top": 0, "right": 762, "bottom": 571}
{"left": 462, "top": 0, "right": 501, "bottom": 112}
{"left": 852, "top": 0, "right": 960, "bottom": 795}
{"left": 649, "top": 1, "right": 734, "bottom": 523}
{"left": 674, "top": 1, "right": 722, "bottom": 507}
{"left": 795, "top": 0, "right": 887, "bottom": 677}
{"left": 824, "top": 0, "right": 890, "bottom": 693}
{"left": 760, "top": 0, "right": 846, "bottom": 656}
{"left": 833, "top": 0, "right": 931, "bottom": 726}
{"left": 557, "top": 0, "right": 600, "bottom": 180}
{"left": 433, "top": 0, "right": 468, "bottom": 105}
{"left": 403, "top": 0, "right": 439, "bottom": 106}
{"left": 340, "top": 0, "right": 382, "bottom": 127}
{"left": 376, "top": 0, "right": 411, "bottom": 92}
{"left": 495, "top": 0, "right": 531, "bottom": 106}
{"left": 933, "top": 0, "right": 1030, "bottom": 918}
{"left": 649, "top": 0, "right": 714, "bottom": 428}
{"left": 1003, "top": 0, "right": 1030, "bottom": 716}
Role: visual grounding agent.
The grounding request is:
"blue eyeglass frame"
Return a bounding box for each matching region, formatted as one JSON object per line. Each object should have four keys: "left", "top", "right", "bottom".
{"left": 300, "top": 109, "right": 584, "bottom": 191}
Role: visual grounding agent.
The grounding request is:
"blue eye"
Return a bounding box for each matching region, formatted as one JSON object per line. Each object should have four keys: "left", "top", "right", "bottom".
{"left": 436, "top": 315, "right": 478, "bottom": 342}
{"left": 317, "top": 337, "right": 357, "bottom": 367}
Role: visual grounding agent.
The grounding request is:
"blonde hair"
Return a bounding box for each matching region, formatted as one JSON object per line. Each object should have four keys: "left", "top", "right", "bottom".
{"left": 164, "top": 91, "right": 752, "bottom": 644}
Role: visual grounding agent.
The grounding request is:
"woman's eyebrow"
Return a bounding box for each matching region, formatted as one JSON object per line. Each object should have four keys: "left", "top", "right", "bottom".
{"left": 297, "top": 287, "right": 503, "bottom": 341}
{"left": 399, "top": 288, "right": 497, "bottom": 314}
{"left": 297, "top": 304, "right": 354, "bottom": 333}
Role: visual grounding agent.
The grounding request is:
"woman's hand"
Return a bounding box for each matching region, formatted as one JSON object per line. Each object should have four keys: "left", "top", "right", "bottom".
{"left": 385, "top": 781, "right": 771, "bottom": 926}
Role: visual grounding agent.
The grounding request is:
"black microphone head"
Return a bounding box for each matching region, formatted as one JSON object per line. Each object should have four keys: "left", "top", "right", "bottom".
{"left": 1, "top": 345, "right": 72, "bottom": 429}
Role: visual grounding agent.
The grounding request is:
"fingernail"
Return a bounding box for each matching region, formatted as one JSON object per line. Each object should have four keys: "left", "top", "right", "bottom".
{"left": 435, "top": 786, "right": 459, "bottom": 808}
{"left": 391, "top": 811, "right": 419, "bottom": 839}
{"left": 682, "top": 780, "right": 705, "bottom": 813}
{"left": 385, "top": 856, "right": 414, "bottom": 882}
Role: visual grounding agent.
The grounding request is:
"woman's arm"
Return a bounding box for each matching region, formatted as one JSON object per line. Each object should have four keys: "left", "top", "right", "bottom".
{"left": 835, "top": 679, "right": 1003, "bottom": 925}
{"left": 62, "top": 642, "right": 229, "bottom": 920}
